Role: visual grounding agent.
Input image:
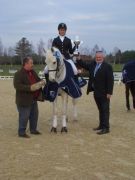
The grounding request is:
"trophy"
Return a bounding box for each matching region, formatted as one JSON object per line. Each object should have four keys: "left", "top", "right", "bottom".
{"left": 73, "top": 35, "right": 83, "bottom": 56}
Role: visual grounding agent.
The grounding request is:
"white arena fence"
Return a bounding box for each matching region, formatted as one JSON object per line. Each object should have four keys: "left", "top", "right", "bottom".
{"left": 0, "top": 72, "right": 122, "bottom": 84}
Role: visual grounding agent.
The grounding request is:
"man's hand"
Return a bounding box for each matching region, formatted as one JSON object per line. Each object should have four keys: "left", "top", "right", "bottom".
{"left": 107, "top": 94, "right": 111, "bottom": 99}
{"left": 30, "top": 80, "right": 46, "bottom": 91}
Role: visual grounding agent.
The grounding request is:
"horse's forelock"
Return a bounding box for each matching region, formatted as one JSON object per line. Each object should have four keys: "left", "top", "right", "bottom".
{"left": 45, "top": 49, "right": 54, "bottom": 63}
{"left": 46, "top": 47, "right": 63, "bottom": 65}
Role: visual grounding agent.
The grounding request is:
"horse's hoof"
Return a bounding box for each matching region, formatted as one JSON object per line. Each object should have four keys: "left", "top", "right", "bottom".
{"left": 61, "top": 127, "right": 68, "bottom": 133}
{"left": 50, "top": 127, "right": 57, "bottom": 133}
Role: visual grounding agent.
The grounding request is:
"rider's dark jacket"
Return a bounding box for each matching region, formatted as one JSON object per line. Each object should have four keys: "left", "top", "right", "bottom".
{"left": 52, "top": 36, "right": 75, "bottom": 60}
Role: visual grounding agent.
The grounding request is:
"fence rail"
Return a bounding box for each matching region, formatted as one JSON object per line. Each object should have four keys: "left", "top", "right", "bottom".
{"left": 0, "top": 72, "right": 122, "bottom": 83}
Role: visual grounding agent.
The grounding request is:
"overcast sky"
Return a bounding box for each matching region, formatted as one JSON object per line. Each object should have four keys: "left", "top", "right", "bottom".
{"left": 0, "top": 0, "right": 135, "bottom": 53}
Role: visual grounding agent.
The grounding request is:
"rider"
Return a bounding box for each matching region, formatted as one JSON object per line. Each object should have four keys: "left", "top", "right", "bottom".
{"left": 52, "top": 22, "right": 78, "bottom": 75}
{"left": 44, "top": 22, "right": 78, "bottom": 81}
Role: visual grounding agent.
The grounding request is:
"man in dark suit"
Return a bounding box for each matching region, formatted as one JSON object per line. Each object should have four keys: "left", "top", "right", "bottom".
{"left": 77, "top": 51, "right": 114, "bottom": 135}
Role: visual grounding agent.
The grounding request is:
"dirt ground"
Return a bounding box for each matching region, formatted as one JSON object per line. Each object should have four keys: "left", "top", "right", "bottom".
{"left": 0, "top": 80, "right": 135, "bottom": 180}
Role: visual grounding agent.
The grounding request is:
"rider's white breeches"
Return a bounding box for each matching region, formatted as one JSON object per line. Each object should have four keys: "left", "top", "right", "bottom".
{"left": 66, "top": 59, "right": 78, "bottom": 75}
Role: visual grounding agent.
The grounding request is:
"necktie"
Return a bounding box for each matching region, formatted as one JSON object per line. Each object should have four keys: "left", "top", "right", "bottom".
{"left": 94, "top": 63, "right": 100, "bottom": 76}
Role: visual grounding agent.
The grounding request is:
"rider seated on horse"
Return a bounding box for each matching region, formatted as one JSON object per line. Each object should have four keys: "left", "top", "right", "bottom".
{"left": 44, "top": 23, "right": 78, "bottom": 79}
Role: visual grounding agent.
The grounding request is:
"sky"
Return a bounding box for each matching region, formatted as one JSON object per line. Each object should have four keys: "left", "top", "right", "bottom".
{"left": 0, "top": 0, "right": 135, "bottom": 53}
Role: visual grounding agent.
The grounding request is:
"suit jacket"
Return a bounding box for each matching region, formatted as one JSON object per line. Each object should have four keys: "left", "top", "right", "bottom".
{"left": 52, "top": 36, "right": 75, "bottom": 59}
{"left": 77, "top": 60, "right": 114, "bottom": 97}
{"left": 13, "top": 68, "right": 41, "bottom": 106}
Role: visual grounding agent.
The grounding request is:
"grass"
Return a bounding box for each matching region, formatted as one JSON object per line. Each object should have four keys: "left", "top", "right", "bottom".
{"left": 112, "top": 63, "right": 124, "bottom": 72}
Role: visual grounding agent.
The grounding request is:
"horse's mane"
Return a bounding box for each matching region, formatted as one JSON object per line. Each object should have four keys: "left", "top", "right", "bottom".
{"left": 49, "top": 46, "right": 64, "bottom": 60}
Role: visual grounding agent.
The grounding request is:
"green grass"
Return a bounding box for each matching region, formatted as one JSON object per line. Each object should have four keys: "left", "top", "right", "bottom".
{"left": 112, "top": 63, "right": 123, "bottom": 72}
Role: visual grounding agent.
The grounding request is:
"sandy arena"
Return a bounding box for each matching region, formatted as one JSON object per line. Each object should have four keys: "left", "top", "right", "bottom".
{"left": 0, "top": 80, "right": 135, "bottom": 180}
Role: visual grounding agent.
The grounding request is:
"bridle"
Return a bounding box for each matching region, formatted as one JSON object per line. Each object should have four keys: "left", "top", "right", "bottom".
{"left": 48, "top": 51, "right": 61, "bottom": 77}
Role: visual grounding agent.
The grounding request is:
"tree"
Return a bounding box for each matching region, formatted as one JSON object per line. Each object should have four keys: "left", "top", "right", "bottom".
{"left": 3, "top": 48, "right": 8, "bottom": 57}
{"left": 37, "top": 39, "right": 45, "bottom": 64}
{"left": 121, "top": 51, "right": 135, "bottom": 64}
{"left": 112, "top": 47, "right": 121, "bottom": 65}
{"left": 8, "top": 47, "right": 15, "bottom": 66}
{"left": 47, "top": 38, "right": 53, "bottom": 49}
{"left": 79, "top": 45, "right": 91, "bottom": 56}
{"left": 0, "top": 38, "right": 3, "bottom": 56}
{"left": 101, "top": 47, "right": 106, "bottom": 56}
{"left": 91, "top": 44, "right": 100, "bottom": 57}
{"left": 116, "top": 49, "right": 122, "bottom": 64}
{"left": 15, "top": 37, "right": 32, "bottom": 64}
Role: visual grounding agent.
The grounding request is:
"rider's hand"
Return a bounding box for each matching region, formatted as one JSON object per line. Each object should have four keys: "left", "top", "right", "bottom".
{"left": 78, "top": 69, "right": 82, "bottom": 74}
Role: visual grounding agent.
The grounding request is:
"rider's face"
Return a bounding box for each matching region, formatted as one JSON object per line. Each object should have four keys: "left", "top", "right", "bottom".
{"left": 59, "top": 28, "right": 66, "bottom": 36}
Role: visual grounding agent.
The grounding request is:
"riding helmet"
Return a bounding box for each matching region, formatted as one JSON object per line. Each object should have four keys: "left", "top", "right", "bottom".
{"left": 58, "top": 23, "right": 67, "bottom": 30}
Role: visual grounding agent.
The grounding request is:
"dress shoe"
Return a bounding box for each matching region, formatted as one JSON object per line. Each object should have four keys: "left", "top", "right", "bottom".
{"left": 97, "top": 129, "right": 110, "bottom": 135}
{"left": 93, "top": 126, "right": 102, "bottom": 131}
{"left": 19, "top": 134, "right": 30, "bottom": 138}
{"left": 30, "top": 130, "right": 41, "bottom": 135}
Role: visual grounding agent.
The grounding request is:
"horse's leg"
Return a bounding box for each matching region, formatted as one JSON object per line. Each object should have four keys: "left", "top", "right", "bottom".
{"left": 72, "top": 98, "right": 78, "bottom": 121}
{"left": 129, "top": 82, "right": 135, "bottom": 109}
{"left": 61, "top": 91, "right": 68, "bottom": 133}
{"left": 51, "top": 97, "right": 58, "bottom": 133}
{"left": 65, "top": 93, "right": 68, "bottom": 122}
{"left": 125, "top": 84, "right": 130, "bottom": 110}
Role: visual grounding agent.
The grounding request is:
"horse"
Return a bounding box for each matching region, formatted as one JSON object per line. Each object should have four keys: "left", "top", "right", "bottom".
{"left": 43, "top": 47, "right": 83, "bottom": 133}
{"left": 122, "top": 60, "right": 135, "bottom": 110}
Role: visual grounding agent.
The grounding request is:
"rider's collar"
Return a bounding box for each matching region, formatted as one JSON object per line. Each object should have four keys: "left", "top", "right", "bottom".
{"left": 59, "top": 35, "right": 65, "bottom": 42}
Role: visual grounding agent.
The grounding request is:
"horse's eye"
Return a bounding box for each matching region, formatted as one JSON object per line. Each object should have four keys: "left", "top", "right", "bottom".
{"left": 53, "top": 61, "right": 56, "bottom": 64}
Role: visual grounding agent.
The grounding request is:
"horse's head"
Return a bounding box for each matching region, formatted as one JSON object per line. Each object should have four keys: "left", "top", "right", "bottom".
{"left": 45, "top": 47, "right": 63, "bottom": 82}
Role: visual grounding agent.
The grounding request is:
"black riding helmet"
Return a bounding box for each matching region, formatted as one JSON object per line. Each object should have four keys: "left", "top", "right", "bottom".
{"left": 58, "top": 23, "right": 67, "bottom": 30}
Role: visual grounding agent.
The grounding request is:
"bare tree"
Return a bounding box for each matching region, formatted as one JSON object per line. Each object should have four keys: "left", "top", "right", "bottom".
{"left": 37, "top": 39, "right": 45, "bottom": 64}
{"left": 47, "top": 38, "right": 53, "bottom": 49}
{"left": 112, "top": 47, "right": 121, "bottom": 65}
{"left": 79, "top": 45, "right": 91, "bottom": 55}
{"left": 8, "top": 47, "right": 15, "bottom": 66}
{"left": 0, "top": 38, "right": 4, "bottom": 56}
{"left": 101, "top": 47, "right": 106, "bottom": 56}
{"left": 91, "top": 44, "right": 100, "bottom": 57}
{"left": 3, "top": 48, "right": 8, "bottom": 56}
